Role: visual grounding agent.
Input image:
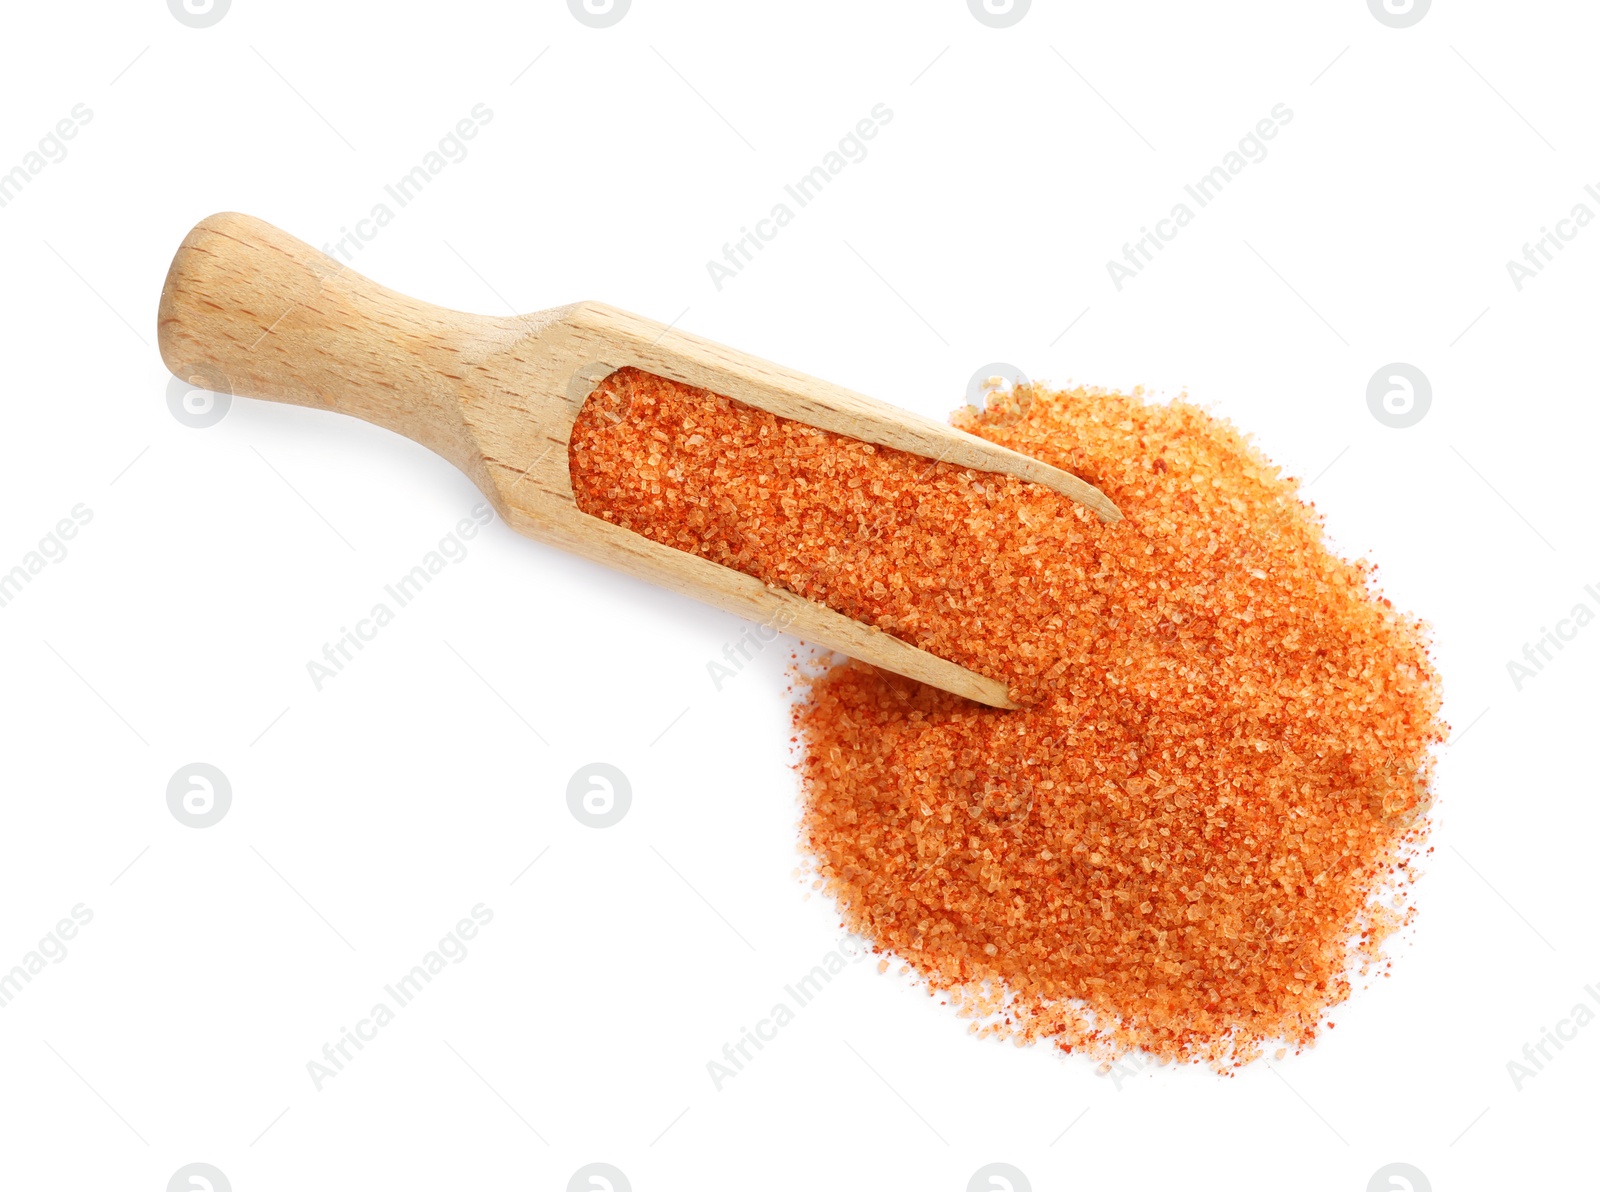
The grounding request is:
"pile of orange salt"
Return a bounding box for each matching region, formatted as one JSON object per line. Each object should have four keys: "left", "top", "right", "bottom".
{"left": 569, "top": 366, "right": 1445, "bottom": 1069}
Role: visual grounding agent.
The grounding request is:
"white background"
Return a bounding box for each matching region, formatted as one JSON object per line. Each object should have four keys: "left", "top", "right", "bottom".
{"left": 1, "top": 2, "right": 1595, "bottom": 1190}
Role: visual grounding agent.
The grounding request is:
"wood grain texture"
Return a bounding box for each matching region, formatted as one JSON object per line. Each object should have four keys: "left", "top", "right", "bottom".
{"left": 158, "top": 213, "right": 1120, "bottom": 708}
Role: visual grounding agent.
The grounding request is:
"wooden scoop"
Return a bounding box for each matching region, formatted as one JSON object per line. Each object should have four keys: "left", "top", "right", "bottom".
{"left": 157, "top": 212, "right": 1120, "bottom": 709}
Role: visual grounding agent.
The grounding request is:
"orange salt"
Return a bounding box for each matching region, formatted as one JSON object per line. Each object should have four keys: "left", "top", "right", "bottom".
{"left": 569, "top": 366, "right": 1444, "bottom": 1069}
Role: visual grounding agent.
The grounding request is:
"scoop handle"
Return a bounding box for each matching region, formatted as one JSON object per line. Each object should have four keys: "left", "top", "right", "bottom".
{"left": 156, "top": 211, "right": 515, "bottom": 470}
